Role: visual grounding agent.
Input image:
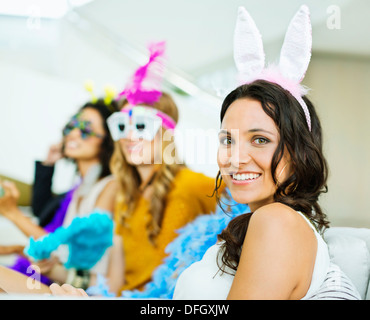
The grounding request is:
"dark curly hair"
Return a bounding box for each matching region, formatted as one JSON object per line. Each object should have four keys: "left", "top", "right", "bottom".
{"left": 214, "top": 80, "right": 330, "bottom": 274}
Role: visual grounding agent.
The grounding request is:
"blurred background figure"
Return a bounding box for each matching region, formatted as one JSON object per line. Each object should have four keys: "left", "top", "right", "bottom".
{"left": 108, "top": 92, "right": 220, "bottom": 294}
{"left": 98, "top": 41, "right": 221, "bottom": 294}
{"left": 0, "top": 97, "right": 120, "bottom": 289}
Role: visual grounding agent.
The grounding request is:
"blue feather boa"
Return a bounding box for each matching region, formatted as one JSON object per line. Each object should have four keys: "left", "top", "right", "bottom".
{"left": 24, "top": 211, "right": 113, "bottom": 270}
{"left": 88, "top": 193, "right": 249, "bottom": 298}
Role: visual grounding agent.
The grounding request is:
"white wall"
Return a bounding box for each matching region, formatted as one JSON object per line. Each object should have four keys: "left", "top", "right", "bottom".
{"left": 0, "top": 60, "right": 82, "bottom": 190}
{"left": 0, "top": 16, "right": 221, "bottom": 194}
{"left": 305, "top": 53, "right": 370, "bottom": 228}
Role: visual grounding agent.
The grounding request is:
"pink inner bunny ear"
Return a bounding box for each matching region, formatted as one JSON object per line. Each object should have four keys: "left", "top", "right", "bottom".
{"left": 279, "top": 5, "right": 312, "bottom": 83}
{"left": 234, "top": 6, "right": 265, "bottom": 83}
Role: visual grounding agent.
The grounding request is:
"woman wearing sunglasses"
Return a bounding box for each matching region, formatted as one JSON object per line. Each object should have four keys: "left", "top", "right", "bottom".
{"left": 0, "top": 98, "right": 120, "bottom": 289}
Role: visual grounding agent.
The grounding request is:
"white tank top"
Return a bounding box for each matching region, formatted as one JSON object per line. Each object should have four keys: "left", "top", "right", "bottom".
{"left": 173, "top": 211, "right": 331, "bottom": 300}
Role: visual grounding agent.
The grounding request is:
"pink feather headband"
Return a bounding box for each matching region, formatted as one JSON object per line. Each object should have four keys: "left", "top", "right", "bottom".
{"left": 113, "top": 41, "right": 177, "bottom": 131}
{"left": 116, "top": 41, "right": 176, "bottom": 129}
{"left": 234, "top": 5, "right": 312, "bottom": 131}
{"left": 117, "top": 41, "right": 166, "bottom": 106}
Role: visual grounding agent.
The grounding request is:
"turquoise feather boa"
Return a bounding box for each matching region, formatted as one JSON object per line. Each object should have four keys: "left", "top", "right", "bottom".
{"left": 88, "top": 193, "right": 249, "bottom": 298}
{"left": 24, "top": 211, "right": 113, "bottom": 270}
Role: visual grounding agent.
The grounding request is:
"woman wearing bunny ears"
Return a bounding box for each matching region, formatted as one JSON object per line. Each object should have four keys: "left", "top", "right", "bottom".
{"left": 173, "top": 6, "right": 361, "bottom": 299}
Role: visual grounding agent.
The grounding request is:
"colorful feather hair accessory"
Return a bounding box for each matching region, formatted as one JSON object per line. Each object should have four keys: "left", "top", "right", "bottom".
{"left": 117, "top": 41, "right": 166, "bottom": 106}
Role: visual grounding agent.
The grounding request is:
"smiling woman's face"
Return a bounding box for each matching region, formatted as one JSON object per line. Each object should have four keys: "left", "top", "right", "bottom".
{"left": 217, "top": 98, "right": 290, "bottom": 211}
{"left": 63, "top": 107, "right": 105, "bottom": 162}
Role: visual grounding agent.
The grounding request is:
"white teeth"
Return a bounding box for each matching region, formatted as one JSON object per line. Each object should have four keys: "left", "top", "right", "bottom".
{"left": 232, "top": 173, "right": 260, "bottom": 181}
{"left": 127, "top": 143, "right": 143, "bottom": 152}
{"left": 66, "top": 141, "right": 78, "bottom": 149}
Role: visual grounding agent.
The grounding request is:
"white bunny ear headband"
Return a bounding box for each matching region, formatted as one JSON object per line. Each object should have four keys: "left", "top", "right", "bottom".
{"left": 234, "top": 5, "right": 312, "bottom": 131}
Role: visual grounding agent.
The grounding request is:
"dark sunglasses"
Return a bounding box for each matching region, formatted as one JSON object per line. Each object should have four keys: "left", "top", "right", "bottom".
{"left": 62, "top": 116, "right": 104, "bottom": 140}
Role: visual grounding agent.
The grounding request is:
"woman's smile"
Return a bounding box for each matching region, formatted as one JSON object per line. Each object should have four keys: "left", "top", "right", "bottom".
{"left": 64, "top": 140, "right": 80, "bottom": 151}
{"left": 230, "top": 172, "right": 262, "bottom": 185}
{"left": 125, "top": 142, "right": 144, "bottom": 153}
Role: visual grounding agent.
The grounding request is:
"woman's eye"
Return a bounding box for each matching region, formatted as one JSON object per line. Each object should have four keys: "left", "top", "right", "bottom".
{"left": 219, "top": 136, "right": 233, "bottom": 145}
{"left": 253, "top": 137, "right": 269, "bottom": 145}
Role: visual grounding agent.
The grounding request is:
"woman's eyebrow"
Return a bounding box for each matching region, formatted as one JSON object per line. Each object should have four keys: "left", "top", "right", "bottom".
{"left": 218, "top": 129, "right": 229, "bottom": 135}
{"left": 218, "top": 128, "right": 274, "bottom": 135}
{"left": 247, "top": 128, "right": 275, "bottom": 135}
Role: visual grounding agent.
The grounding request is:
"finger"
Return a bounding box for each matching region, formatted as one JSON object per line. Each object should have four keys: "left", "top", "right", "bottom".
{"left": 49, "top": 283, "right": 67, "bottom": 296}
{"left": 0, "top": 183, "right": 12, "bottom": 199}
{"left": 10, "top": 183, "right": 20, "bottom": 199}
{"left": 33, "top": 259, "right": 54, "bottom": 273}
{"left": 50, "top": 142, "right": 63, "bottom": 153}
{"left": 77, "top": 288, "right": 89, "bottom": 297}
{"left": 8, "top": 182, "right": 19, "bottom": 199}
{"left": 2, "top": 181, "right": 19, "bottom": 198}
{"left": 0, "top": 182, "right": 4, "bottom": 197}
{"left": 61, "top": 283, "right": 86, "bottom": 296}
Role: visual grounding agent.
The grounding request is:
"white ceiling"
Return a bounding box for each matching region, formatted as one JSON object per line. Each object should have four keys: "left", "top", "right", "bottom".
{"left": 0, "top": 0, "right": 369, "bottom": 98}
{"left": 75, "top": 0, "right": 370, "bottom": 74}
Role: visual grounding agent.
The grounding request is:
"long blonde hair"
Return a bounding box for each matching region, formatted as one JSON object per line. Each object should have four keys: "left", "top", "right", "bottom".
{"left": 110, "top": 92, "right": 184, "bottom": 243}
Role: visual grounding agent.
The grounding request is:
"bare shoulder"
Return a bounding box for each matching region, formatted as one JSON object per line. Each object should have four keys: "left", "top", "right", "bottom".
{"left": 250, "top": 203, "right": 306, "bottom": 231}
{"left": 246, "top": 202, "right": 315, "bottom": 246}
{"left": 95, "top": 178, "right": 119, "bottom": 212}
{"left": 103, "top": 178, "right": 119, "bottom": 192}
{"left": 229, "top": 203, "right": 317, "bottom": 299}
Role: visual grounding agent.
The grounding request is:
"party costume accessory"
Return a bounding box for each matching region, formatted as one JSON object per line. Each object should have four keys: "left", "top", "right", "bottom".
{"left": 103, "top": 85, "right": 117, "bottom": 106}
{"left": 24, "top": 211, "right": 113, "bottom": 270}
{"left": 108, "top": 41, "right": 176, "bottom": 141}
{"left": 63, "top": 113, "right": 105, "bottom": 139}
{"left": 84, "top": 80, "right": 98, "bottom": 103}
{"left": 84, "top": 80, "right": 117, "bottom": 108}
{"left": 234, "top": 5, "right": 312, "bottom": 131}
{"left": 107, "top": 106, "right": 176, "bottom": 141}
{"left": 117, "top": 41, "right": 166, "bottom": 106}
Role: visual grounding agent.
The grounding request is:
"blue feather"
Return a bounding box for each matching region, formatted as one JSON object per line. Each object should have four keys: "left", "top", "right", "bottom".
{"left": 119, "top": 192, "right": 249, "bottom": 299}
{"left": 24, "top": 211, "right": 114, "bottom": 270}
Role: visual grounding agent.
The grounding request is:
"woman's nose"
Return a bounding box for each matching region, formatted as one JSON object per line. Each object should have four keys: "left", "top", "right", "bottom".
{"left": 125, "top": 127, "right": 136, "bottom": 141}
{"left": 230, "top": 142, "right": 252, "bottom": 169}
{"left": 68, "top": 127, "right": 82, "bottom": 138}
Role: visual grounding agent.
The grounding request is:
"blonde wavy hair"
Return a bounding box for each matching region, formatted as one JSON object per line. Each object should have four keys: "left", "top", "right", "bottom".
{"left": 110, "top": 92, "right": 184, "bottom": 243}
